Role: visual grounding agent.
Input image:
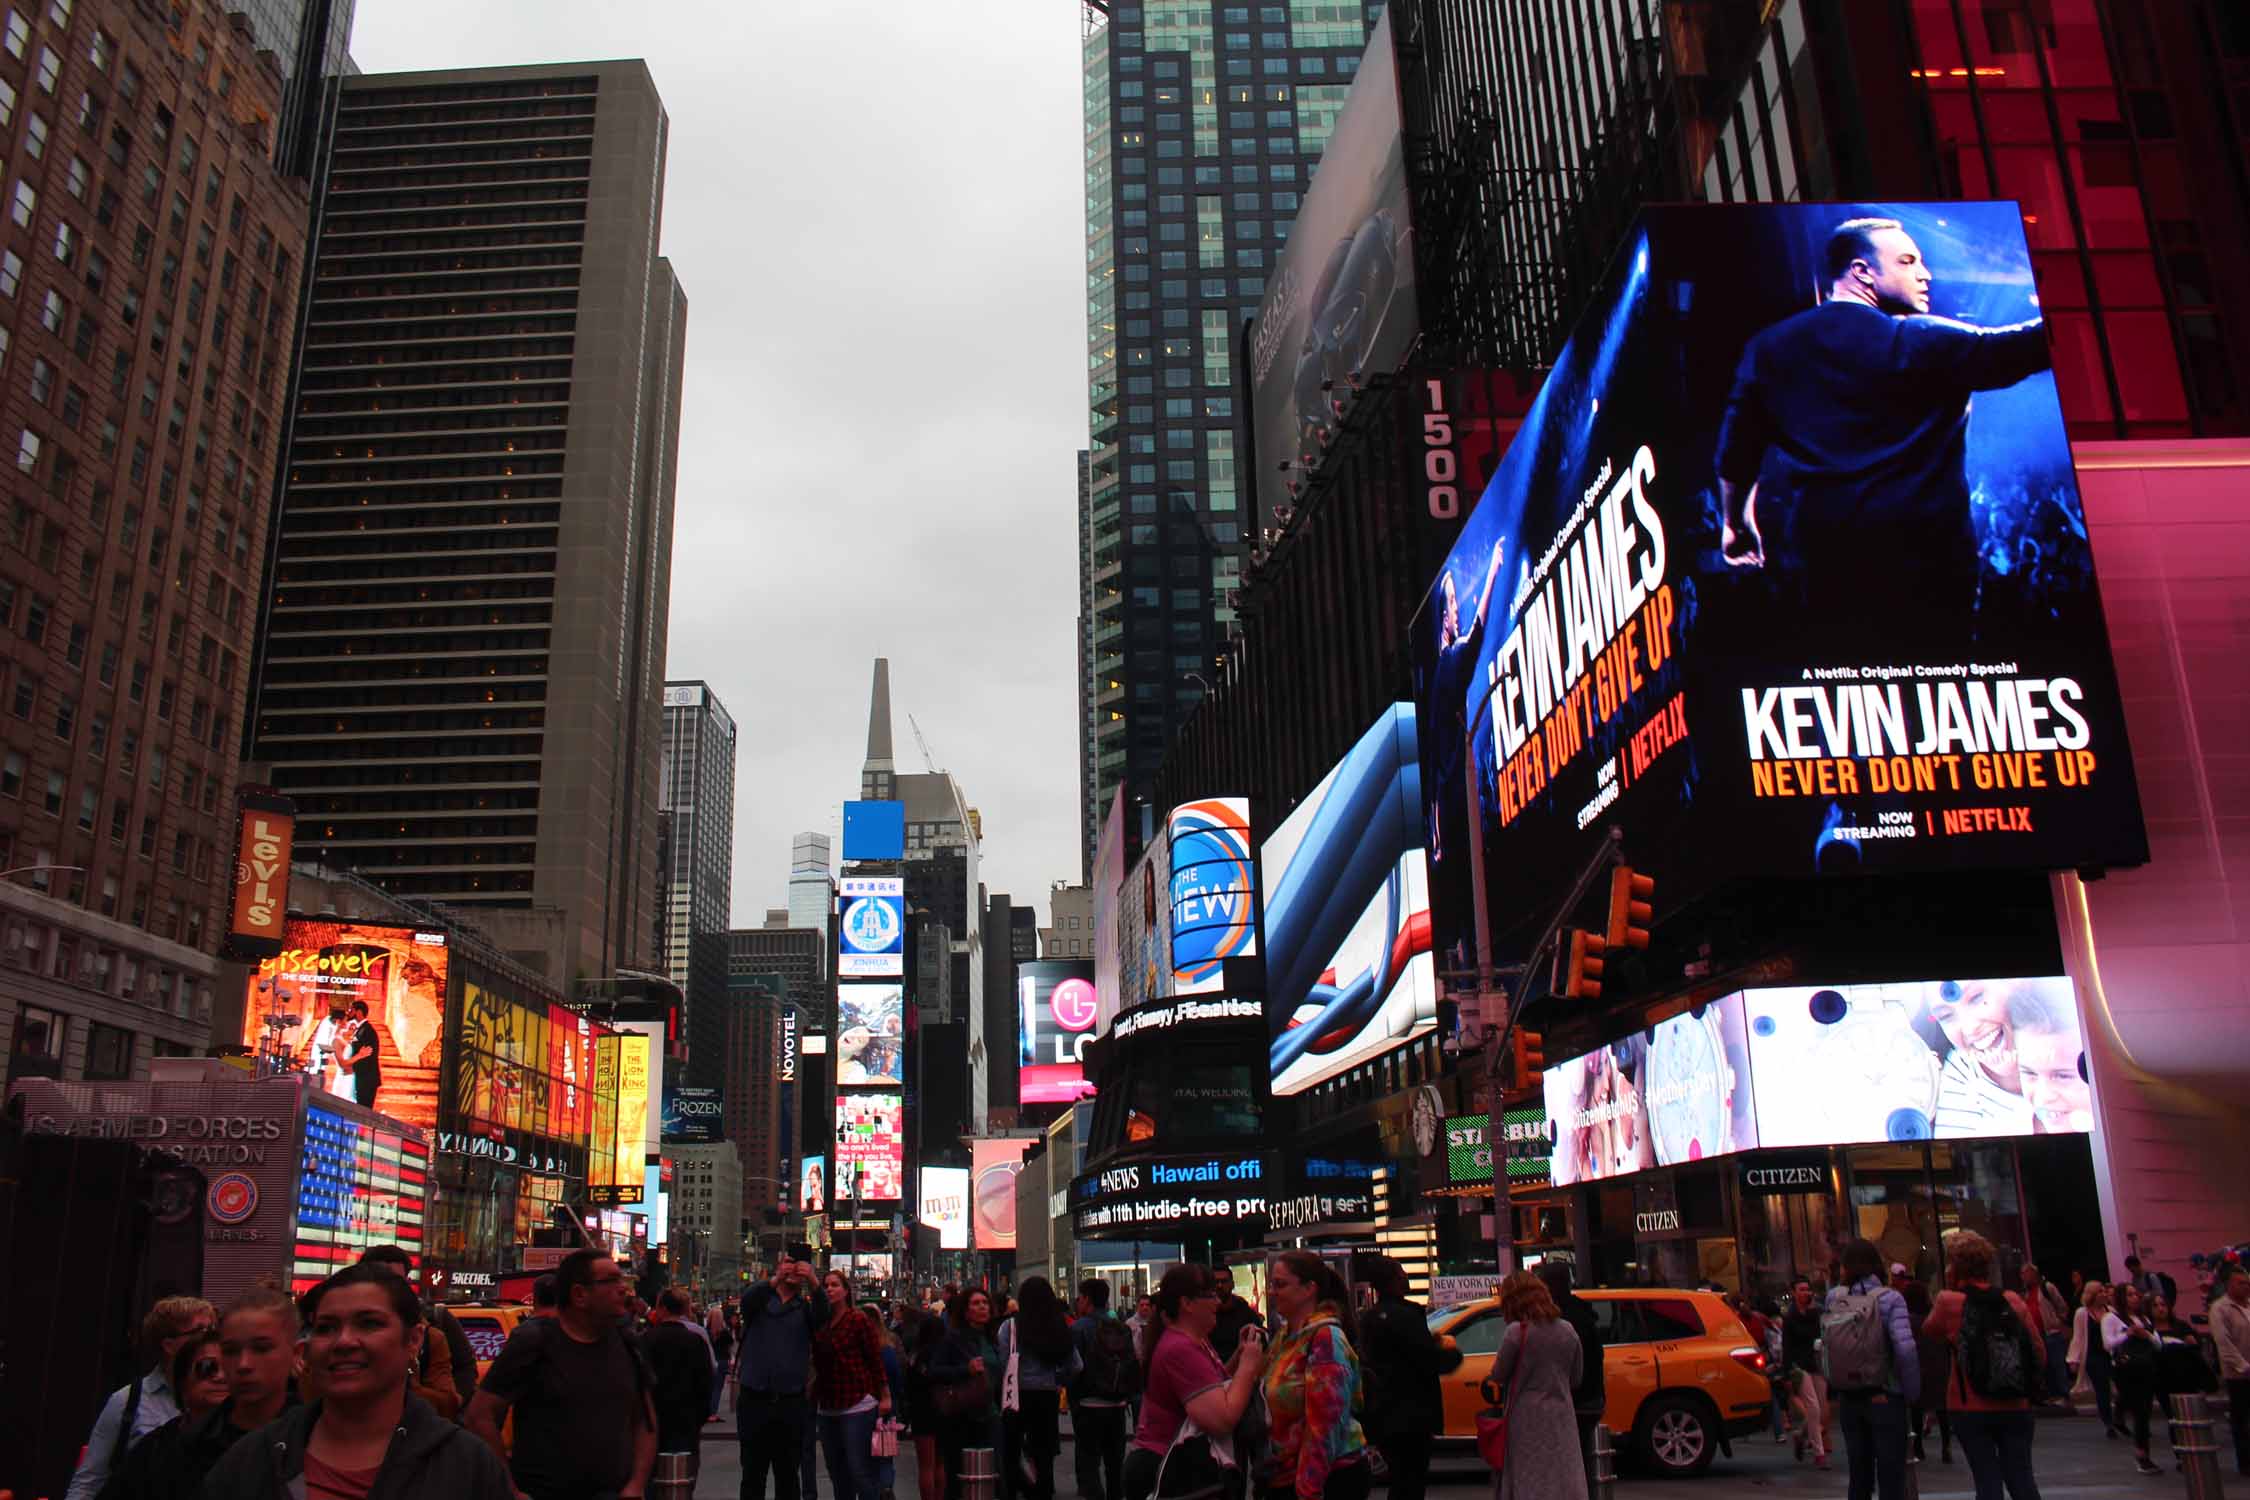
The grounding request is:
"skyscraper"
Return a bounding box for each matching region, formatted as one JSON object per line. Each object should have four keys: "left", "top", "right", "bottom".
{"left": 727, "top": 924, "right": 825, "bottom": 1217}
{"left": 860, "top": 660, "right": 985, "bottom": 1119}
{"left": 787, "top": 832, "right": 834, "bottom": 962}
{"left": 1078, "top": 0, "right": 1382, "bottom": 868}
{"left": 249, "top": 61, "right": 684, "bottom": 983}
{"left": 231, "top": 0, "right": 358, "bottom": 177}
{"left": 661, "top": 681, "right": 735, "bottom": 1091}
{"left": 0, "top": 0, "right": 309, "bottom": 1084}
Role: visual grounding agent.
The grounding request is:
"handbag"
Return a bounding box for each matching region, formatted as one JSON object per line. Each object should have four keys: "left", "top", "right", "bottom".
{"left": 934, "top": 1368, "right": 993, "bottom": 1419}
{"left": 1001, "top": 1321, "right": 1023, "bottom": 1414}
{"left": 872, "top": 1417, "right": 901, "bottom": 1458}
{"left": 1474, "top": 1325, "right": 1527, "bottom": 1472}
{"left": 1154, "top": 1411, "right": 1239, "bottom": 1500}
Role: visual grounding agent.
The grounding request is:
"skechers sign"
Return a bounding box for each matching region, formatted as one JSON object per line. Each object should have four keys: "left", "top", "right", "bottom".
{"left": 1069, "top": 1150, "right": 1269, "bottom": 1237}
{"left": 839, "top": 877, "right": 906, "bottom": 978}
{"left": 1167, "top": 798, "right": 1256, "bottom": 994}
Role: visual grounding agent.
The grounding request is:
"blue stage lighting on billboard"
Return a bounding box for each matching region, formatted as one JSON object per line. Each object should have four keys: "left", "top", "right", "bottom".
{"left": 842, "top": 800, "right": 906, "bottom": 862}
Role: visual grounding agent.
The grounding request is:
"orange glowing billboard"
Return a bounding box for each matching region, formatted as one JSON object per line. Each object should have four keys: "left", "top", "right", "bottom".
{"left": 241, "top": 920, "right": 449, "bottom": 1133}
{"left": 227, "top": 790, "right": 294, "bottom": 958}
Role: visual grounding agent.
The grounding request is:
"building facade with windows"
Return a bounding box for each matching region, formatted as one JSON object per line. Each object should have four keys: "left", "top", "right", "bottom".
{"left": 659, "top": 679, "right": 734, "bottom": 1092}
{"left": 1078, "top": 0, "right": 1383, "bottom": 870}
{"left": 249, "top": 61, "right": 684, "bottom": 984}
{"left": 0, "top": 0, "right": 309, "bottom": 1089}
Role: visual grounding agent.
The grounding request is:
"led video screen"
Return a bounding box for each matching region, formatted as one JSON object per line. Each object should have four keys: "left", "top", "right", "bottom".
{"left": 1544, "top": 993, "right": 1758, "bottom": 1186}
{"left": 1412, "top": 202, "right": 2146, "bottom": 971}
{"left": 1743, "top": 977, "right": 2089, "bottom": 1145}
{"left": 836, "top": 983, "right": 905, "bottom": 1086}
{"left": 1261, "top": 705, "right": 1435, "bottom": 1094}
{"left": 919, "top": 1164, "right": 970, "bottom": 1250}
{"left": 799, "top": 1153, "right": 827, "bottom": 1215}
{"left": 971, "top": 1137, "right": 1032, "bottom": 1251}
{"left": 1018, "top": 960, "right": 1099, "bottom": 1104}
{"left": 242, "top": 921, "right": 449, "bottom": 1132}
{"left": 839, "top": 876, "right": 906, "bottom": 978}
{"left": 834, "top": 1093, "right": 903, "bottom": 1201}
{"left": 1168, "top": 798, "right": 1257, "bottom": 994}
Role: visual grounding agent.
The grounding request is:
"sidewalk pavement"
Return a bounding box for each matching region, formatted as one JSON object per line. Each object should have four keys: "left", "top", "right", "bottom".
{"left": 691, "top": 1400, "right": 2229, "bottom": 1499}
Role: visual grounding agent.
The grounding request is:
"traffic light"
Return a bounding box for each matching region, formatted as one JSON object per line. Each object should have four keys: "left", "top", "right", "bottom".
{"left": 1607, "top": 865, "right": 1655, "bottom": 951}
{"left": 1557, "top": 927, "right": 1605, "bottom": 1000}
{"left": 1511, "top": 1028, "right": 1546, "bottom": 1091}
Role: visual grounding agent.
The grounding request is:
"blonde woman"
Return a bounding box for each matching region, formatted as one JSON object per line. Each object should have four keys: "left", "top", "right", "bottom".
{"left": 2064, "top": 1282, "right": 2113, "bottom": 1432}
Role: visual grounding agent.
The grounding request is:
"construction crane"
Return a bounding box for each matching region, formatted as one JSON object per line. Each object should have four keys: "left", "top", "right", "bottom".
{"left": 908, "top": 713, "right": 940, "bottom": 773}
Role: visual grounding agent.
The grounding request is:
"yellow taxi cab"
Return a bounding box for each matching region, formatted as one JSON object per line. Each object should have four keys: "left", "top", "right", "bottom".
{"left": 1430, "top": 1287, "right": 1772, "bottom": 1477}
{"left": 450, "top": 1302, "right": 532, "bottom": 1380}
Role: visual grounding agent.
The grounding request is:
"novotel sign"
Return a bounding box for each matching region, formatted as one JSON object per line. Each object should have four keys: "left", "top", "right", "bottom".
{"left": 1069, "top": 1151, "right": 1271, "bottom": 1238}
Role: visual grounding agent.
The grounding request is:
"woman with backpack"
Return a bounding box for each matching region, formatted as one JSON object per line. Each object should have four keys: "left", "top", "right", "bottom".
{"left": 1922, "top": 1230, "right": 2044, "bottom": 1499}
{"left": 1821, "top": 1239, "right": 1921, "bottom": 1500}
{"left": 1261, "top": 1253, "right": 1372, "bottom": 1500}
{"left": 2104, "top": 1282, "right": 2165, "bottom": 1475}
{"left": 997, "top": 1278, "right": 1083, "bottom": 1500}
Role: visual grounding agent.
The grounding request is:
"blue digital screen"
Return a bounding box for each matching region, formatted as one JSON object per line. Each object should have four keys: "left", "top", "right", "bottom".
{"left": 842, "top": 800, "right": 906, "bottom": 862}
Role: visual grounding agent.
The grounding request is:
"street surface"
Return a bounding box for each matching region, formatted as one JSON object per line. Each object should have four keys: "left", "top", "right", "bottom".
{"left": 689, "top": 1405, "right": 2203, "bottom": 1498}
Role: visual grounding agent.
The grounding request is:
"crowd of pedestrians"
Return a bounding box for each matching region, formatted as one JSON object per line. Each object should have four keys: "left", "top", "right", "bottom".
{"left": 56, "top": 1238, "right": 2249, "bottom": 1500}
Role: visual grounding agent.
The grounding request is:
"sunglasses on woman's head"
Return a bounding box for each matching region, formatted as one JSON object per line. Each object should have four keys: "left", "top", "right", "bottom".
{"left": 193, "top": 1358, "right": 223, "bottom": 1381}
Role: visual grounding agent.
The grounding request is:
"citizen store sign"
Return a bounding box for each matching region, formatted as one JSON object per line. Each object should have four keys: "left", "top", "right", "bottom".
{"left": 1740, "top": 1150, "right": 1833, "bottom": 1195}
{"left": 1070, "top": 1150, "right": 1271, "bottom": 1236}
{"left": 1634, "top": 1209, "right": 1683, "bottom": 1235}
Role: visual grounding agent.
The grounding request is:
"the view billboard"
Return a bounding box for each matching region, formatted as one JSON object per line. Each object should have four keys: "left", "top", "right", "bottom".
{"left": 1412, "top": 202, "right": 2146, "bottom": 970}
{"left": 1018, "top": 960, "right": 1099, "bottom": 1105}
{"left": 1248, "top": 9, "right": 1415, "bottom": 518}
{"left": 241, "top": 921, "right": 449, "bottom": 1132}
{"left": 835, "top": 1093, "right": 903, "bottom": 1201}
{"left": 839, "top": 876, "right": 906, "bottom": 978}
{"left": 1744, "top": 976, "right": 2089, "bottom": 1144}
{"left": 971, "top": 1137, "right": 1033, "bottom": 1250}
{"left": 837, "top": 983, "right": 905, "bottom": 1086}
{"left": 1167, "top": 798, "right": 1256, "bottom": 994}
{"left": 1545, "top": 992, "right": 1758, "bottom": 1187}
{"left": 1260, "top": 705, "right": 1435, "bottom": 1094}
{"left": 919, "top": 1163, "right": 970, "bottom": 1250}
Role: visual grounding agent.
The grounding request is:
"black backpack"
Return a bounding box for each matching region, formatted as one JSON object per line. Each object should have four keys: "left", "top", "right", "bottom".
{"left": 1957, "top": 1288, "right": 2041, "bottom": 1401}
{"left": 1082, "top": 1317, "right": 1143, "bottom": 1401}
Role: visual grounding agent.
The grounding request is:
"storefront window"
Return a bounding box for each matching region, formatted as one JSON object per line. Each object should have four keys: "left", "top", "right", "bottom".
{"left": 1739, "top": 1185, "right": 1840, "bottom": 1302}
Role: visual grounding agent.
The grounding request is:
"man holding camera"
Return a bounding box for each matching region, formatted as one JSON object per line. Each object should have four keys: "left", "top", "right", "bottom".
{"left": 736, "top": 1258, "right": 831, "bottom": 1500}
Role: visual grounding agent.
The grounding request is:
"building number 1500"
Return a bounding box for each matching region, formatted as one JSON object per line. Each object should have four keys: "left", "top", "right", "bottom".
{"left": 1421, "top": 377, "right": 1458, "bottom": 519}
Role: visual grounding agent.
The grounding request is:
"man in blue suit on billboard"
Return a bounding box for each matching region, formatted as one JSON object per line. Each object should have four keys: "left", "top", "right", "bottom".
{"left": 1714, "top": 216, "right": 2051, "bottom": 627}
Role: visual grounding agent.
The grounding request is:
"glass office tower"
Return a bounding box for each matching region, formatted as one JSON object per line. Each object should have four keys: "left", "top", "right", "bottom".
{"left": 1079, "top": 1, "right": 1381, "bottom": 868}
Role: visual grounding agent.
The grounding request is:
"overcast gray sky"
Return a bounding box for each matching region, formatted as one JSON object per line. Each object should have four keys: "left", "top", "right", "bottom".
{"left": 351, "top": 3, "right": 1090, "bottom": 928}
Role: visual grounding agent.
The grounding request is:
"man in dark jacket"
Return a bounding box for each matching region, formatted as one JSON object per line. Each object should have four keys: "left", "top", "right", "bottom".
{"left": 734, "top": 1257, "right": 831, "bottom": 1500}
{"left": 1356, "top": 1256, "right": 1451, "bottom": 1500}
{"left": 645, "top": 1290, "right": 716, "bottom": 1470}
{"left": 1538, "top": 1261, "right": 1607, "bottom": 1498}
{"left": 1210, "top": 1266, "right": 1258, "bottom": 1362}
{"left": 360, "top": 1243, "right": 479, "bottom": 1402}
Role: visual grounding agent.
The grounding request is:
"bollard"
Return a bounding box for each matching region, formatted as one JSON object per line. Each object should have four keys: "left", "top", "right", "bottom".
{"left": 962, "top": 1445, "right": 999, "bottom": 1500}
{"left": 2168, "top": 1392, "right": 2227, "bottom": 1500}
{"left": 651, "top": 1450, "right": 697, "bottom": 1500}
{"left": 1591, "top": 1423, "right": 1617, "bottom": 1500}
{"left": 1903, "top": 1448, "right": 1920, "bottom": 1500}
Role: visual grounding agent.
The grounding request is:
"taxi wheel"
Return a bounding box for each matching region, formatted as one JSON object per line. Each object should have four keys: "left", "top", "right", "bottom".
{"left": 1635, "top": 1393, "right": 1718, "bottom": 1477}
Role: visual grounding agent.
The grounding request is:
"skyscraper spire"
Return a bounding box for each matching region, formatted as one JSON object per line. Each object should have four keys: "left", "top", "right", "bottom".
{"left": 862, "top": 657, "right": 896, "bottom": 800}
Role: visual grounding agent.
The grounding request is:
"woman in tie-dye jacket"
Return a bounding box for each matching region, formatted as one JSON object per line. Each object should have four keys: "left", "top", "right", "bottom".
{"left": 1260, "top": 1251, "right": 1373, "bottom": 1500}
